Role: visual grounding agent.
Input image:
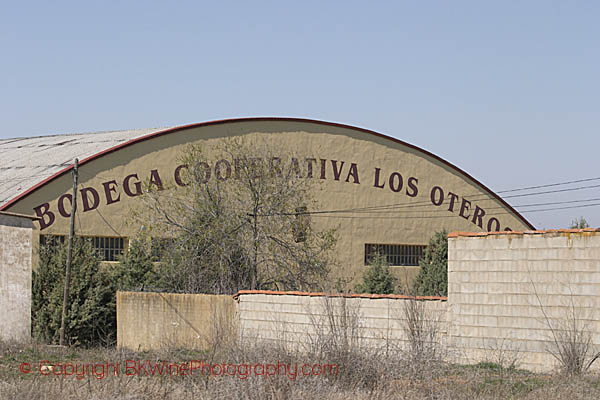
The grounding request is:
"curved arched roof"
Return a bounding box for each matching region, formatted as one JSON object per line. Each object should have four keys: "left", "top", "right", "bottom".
{"left": 0, "top": 127, "right": 168, "bottom": 209}
{"left": 0, "top": 117, "right": 535, "bottom": 229}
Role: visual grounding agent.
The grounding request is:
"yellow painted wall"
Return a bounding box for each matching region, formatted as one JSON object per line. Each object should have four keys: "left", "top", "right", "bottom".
{"left": 116, "top": 291, "right": 237, "bottom": 351}
{"left": 6, "top": 120, "right": 532, "bottom": 283}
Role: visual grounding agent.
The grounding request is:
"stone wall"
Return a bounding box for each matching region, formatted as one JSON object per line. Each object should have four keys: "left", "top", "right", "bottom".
{"left": 447, "top": 229, "right": 600, "bottom": 372}
{"left": 116, "top": 291, "right": 237, "bottom": 351}
{"left": 0, "top": 212, "right": 36, "bottom": 342}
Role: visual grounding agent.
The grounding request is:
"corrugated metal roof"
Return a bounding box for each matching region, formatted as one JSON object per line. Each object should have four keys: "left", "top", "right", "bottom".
{"left": 0, "top": 128, "right": 171, "bottom": 208}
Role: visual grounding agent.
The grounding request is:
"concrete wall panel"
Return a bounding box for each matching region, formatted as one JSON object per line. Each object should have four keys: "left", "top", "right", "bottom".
{"left": 448, "top": 230, "right": 600, "bottom": 372}
{"left": 237, "top": 293, "right": 447, "bottom": 351}
{"left": 0, "top": 212, "right": 35, "bottom": 342}
{"left": 116, "top": 291, "right": 237, "bottom": 351}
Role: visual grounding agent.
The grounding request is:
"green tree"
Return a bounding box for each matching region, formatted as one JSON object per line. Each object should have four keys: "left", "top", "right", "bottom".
{"left": 412, "top": 230, "right": 448, "bottom": 297}
{"left": 570, "top": 217, "right": 590, "bottom": 229}
{"left": 114, "top": 236, "right": 158, "bottom": 291}
{"left": 32, "top": 238, "right": 117, "bottom": 346}
{"left": 354, "top": 253, "right": 396, "bottom": 294}
{"left": 139, "top": 139, "right": 338, "bottom": 294}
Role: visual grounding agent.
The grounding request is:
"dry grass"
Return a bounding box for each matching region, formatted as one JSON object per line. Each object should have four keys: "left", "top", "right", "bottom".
{"left": 1, "top": 340, "right": 600, "bottom": 399}
{"left": 4, "top": 290, "right": 600, "bottom": 400}
{"left": 4, "top": 287, "right": 600, "bottom": 399}
{"left": 529, "top": 279, "right": 600, "bottom": 375}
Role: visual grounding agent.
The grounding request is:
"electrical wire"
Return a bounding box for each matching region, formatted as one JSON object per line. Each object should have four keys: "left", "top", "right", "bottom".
{"left": 257, "top": 182, "right": 600, "bottom": 217}
{"left": 6, "top": 166, "right": 600, "bottom": 221}
{"left": 291, "top": 197, "right": 600, "bottom": 216}
{"left": 303, "top": 202, "right": 600, "bottom": 220}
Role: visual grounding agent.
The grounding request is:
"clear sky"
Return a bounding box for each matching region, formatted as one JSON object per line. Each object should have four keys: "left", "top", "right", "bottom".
{"left": 1, "top": 1, "right": 598, "bottom": 229}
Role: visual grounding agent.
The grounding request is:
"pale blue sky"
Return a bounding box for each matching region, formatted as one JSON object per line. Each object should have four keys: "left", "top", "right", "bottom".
{"left": 1, "top": 1, "right": 598, "bottom": 228}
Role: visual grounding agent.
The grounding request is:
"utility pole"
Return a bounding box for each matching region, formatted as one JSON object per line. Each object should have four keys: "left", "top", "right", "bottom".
{"left": 60, "top": 158, "right": 78, "bottom": 346}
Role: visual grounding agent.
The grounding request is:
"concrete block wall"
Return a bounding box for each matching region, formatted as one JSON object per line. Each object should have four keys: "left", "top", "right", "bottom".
{"left": 236, "top": 290, "right": 447, "bottom": 352}
{"left": 448, "top": 229, "right": 600, "bottom": 372}
{"left": 0, "top": 212, "right": 36, "bottom": 342}
{"left": 115, "top": 228, "right": 599, "bottom": 374}
{"left": 117, "top": 291, "right": 237, "bottom": 351}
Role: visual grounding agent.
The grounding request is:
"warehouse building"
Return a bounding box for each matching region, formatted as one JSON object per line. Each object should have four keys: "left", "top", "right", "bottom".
{"left": 0, "top": 118, "right": 534, "bottom": 282}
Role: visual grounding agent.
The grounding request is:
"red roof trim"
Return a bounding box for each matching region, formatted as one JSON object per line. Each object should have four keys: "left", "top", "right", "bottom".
{"left": 232, "top": 289, "right": 447, "bottom": 301}
{"left": 0, "top": 117, "right": 534, "bottom": 229}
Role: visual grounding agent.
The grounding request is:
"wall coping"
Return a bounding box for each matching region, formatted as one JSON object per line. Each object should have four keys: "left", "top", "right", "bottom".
{"left": 0, "top": 211, "right": 41, "bottom": 220}
{"left": 232, "top": 289, "right": 447, "bottom": 301}
{"left": 448, "top": 227, "right": 600, "bottom": 238}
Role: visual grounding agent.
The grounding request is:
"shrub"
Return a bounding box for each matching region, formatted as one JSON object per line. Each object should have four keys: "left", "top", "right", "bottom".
{"left": 412, "top": 230, "right": 448, "bottom": 296}
{"left": 113, "top": 236, "right": 158, "bottom": 291}
{"left": 569, "top": 217, "right": 589, "bottom": 229}
{"left": 354, "top": 253, "right": 396, "bottom": 294}
{"left": 137, "top": 139, "right": 338, "bottom": 294}
{"left": 400, "top": 297, "right": 443, "bottom": 365}
{"left": 530, "top": 281, "right": 600, "bottom": 375}
{"left": 32, "top": 236, "right": 160, "bottom": 346}
{"left": 32, "top": 237, "right": 117, "bottom": 346}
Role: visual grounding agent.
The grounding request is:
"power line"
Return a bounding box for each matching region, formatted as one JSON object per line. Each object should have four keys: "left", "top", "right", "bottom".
{"left": 303, "top": 202, "right": 600, "bottom": 220}
{"left": 4, "top": 166, "right": 600, "bottom": 220}
{"left": 63, "top": 169, "right": 123, "bottom": 236}
{"left": 266, "top": 182, "right": 600, "bottom": 217}
{"left": 521, "top": 202, "right": 600, "bottom": 214}
{"left": 302, "top": 196, "right": 600, "bottom": 216}
{"left": 2, "top": 170, "right": 600, "bottom": 195}
{"left": 503, "top": 183, "right": 600, "bottom": 199}
{"left": 514, "top": 197, "right": 600, "bottom": 208}
{"left": 496, "top": 176, "right": 600, "bottom": 193}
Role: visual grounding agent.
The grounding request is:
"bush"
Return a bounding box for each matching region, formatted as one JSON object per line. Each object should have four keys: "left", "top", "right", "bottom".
{"left": 32, "top": 236, "right": 159, "bottom": 346}
{"left": 412, "top": 230, "right": 448, "bottom": 296}
{"left": 354, "top": 253, "right": 396, "bottom": 294}
{"left": 32, "top": 238, "right": 117, "bottom": 346}
{"left": 113, "top": 236, "right": 158, "bottom": 291}
{"left": 137, "top": 139, "right": 338, "bottom": 294}
{"left": 569, "top": 217, "right": 589, "bottom": 229}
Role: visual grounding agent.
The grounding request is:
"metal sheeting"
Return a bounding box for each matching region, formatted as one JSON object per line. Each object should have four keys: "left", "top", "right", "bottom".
{"left": 0, "top": 128, "right": 170, "bottom": 208}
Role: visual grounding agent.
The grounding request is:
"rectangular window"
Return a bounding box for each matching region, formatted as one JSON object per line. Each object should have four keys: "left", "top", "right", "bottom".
{"left": 364, "top": 243, "right": 426, "bottom": 267}
{"left": 292, "top": 206, "right": 309, "bottom": 243}
{"left": 39, "top": 235, "right": 125, "bottom": 262}
{"left": 90, "top": 236, "right": 125, "bottom": 262}
{"left": 39, "top": 234, "right": 66, "bottom": 251}
{"left": 151, "top": 237, "right": 174, "bottom": 261}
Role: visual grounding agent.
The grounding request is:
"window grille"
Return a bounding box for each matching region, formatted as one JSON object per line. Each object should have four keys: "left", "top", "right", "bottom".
{"left": 364, "top": 243, "right": 426, "bottom": 266}
{"left": 39, "top": 234, "right": 125, "bottom": 261}
{"left": 292, "top": 206, "right": 310, "bottom": 243}
{"left": 39, "top": 234, "right": 66, "bottom": 251}
{"left": 151, "top": 237, "right": 174, "bottom": 260}
{"left": 91, "top": 236, "right": 125, "bottom": 262}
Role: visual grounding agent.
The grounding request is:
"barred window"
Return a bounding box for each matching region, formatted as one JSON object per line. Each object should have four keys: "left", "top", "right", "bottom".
{"left": 151, "top": 237, "right": 174, "bottom": 260}
{"left": 40, "top": 234, "right": 125, "bottom": 261}
{"left": 292, "top": 206, "right": 310, "bottom": 243}
{"left": 90, "top": 236, "right": 125, "bottom": 262}
{"left": 364, "top": 243, "right": 426, "bottom": 266}
{"left": 39, "top": 234, "right": 66, "bottom": 251}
